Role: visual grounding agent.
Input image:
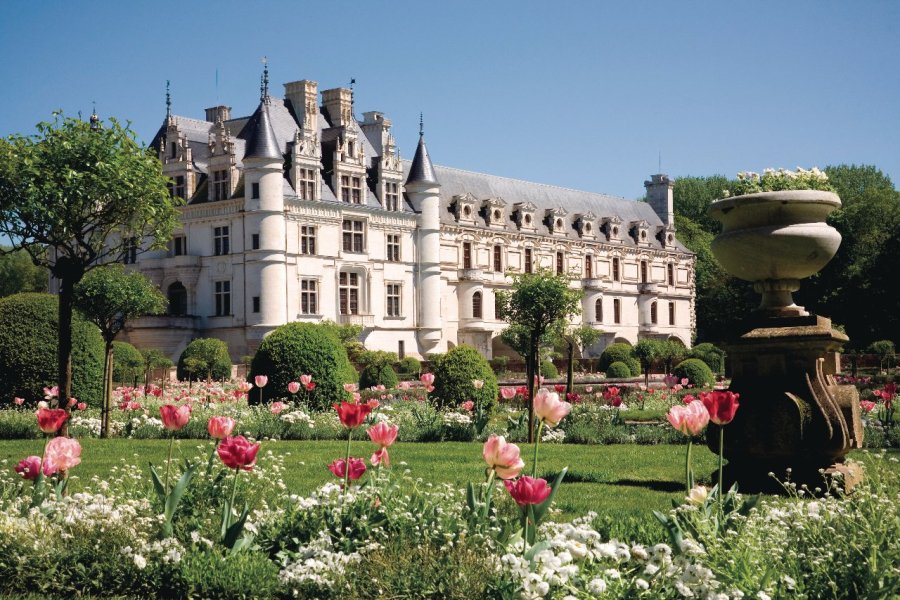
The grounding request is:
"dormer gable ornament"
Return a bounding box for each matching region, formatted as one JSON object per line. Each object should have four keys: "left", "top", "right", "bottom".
{"left": 657, "top": 223, "right": 677, "bottom": 248}
{"left": 575, "top": 211, "right": 597, "bottom": 238}
{"left": 513, "top": 201, "right": 537, "bottom": 230}
{"left": 601, "top": 215, "right": 623, "bottom": 241}
{"left": 482, "top": 197, "right": 507, "bottom": 226}
{"left": 452, "top": 193, "right": 478, "bottom": 222}
{"left": 629, "top": 219, "right": 651, "bottom": 244}
{"left": 545, "top": 207, "right": 568, "bottom": 234}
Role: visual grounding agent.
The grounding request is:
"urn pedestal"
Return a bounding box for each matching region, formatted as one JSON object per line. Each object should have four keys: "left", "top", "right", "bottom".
{"left": 707, "top": 190, "right": 864, "bottom": 492}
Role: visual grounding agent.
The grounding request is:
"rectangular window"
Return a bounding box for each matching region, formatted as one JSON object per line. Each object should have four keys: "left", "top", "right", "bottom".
{"left": 170, "top": 235, "right": 186, "bottom": 257}
{"left": 339, "top": 272, "right": 360, "bottom": 315}
{"left": 301, "top": 226, "right": 316, "bottom": 255}
{"left": 385, "top": 182, "right": 400, "bottom": 211}
{"left": 641, "top": 260, "right": 648, "bottom": 283}
{"left": 612, "top": 257, "right": 620, "bottom": 282}
{"left": 342, "top": 220, "right": 365, "bottom": 253}
{"left": 251, "top": 234, "right": 260, "bottom": 250}
{"left": 123, "top": 238, "right": 137, "bottom": 264}
{"left": 493, "top": 245, "right": 503, "bottom": 272}
{"left": 651, "top": 301, "right": 658, "bottom": 325}
{"left": 168, "top": 175, "right": 186, "bottom": 200}
{"left": 214, "top": 281, "right": 231, "bottom": 316}
{"left": 351, "top": 176, "right": 362, "bottom": 204}
{"left": 585, "top": 254, "right": 593, "bottom": 278}
{"left": 668, "top": 263, "right": 675, "bottom": 286}
{"left": 669, "top": 302, "right": 676, "bottom": 325}
{"left": 462, "top": 242, "right": 472, "bottom": 269}
{"left": 212, "top": 170, "right": 229, "bottom": 201}
{"left": 386, "top": 283, "right": 401, "bottom": 317}
{"left": 386, "top": 234, "right": 401, "bottom": 262}
{"left": 252, "top": 296, "right": 260, "bottom": 313}
{"left": 556, "top": 252, "right": 564, "bottom": 275}
{"left": 213, "top": 226, "right": 230, "bottom": 256}
{"left": 614, "top": 298, "right": 621, "bottom": 324}
{"left": 341, "top": 175, "right": 351, "bottom": 202}
{"left": 251, "top": 182, "right": 260, "bottom": 199}
{"left": 525, "top": 248, "right": 533, "bottom": 274}
{"left": 300, "top": 279, "right": 318, "bottom": 315}
{"left": 299, "top": 168, "right": 316, "bottom": 201}
{"left": 398, "top": 340, "right": 405, "bottom": 359}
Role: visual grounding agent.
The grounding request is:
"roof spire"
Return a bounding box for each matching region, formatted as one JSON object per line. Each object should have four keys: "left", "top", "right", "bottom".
{"left": 260, "top": 56, "right": 270, "bottom": 104}
{"left": 90, "top": 101, "right": 100, "bottom": 131}
{"left": 419, "top": 112, "right": 424, "bottom": 137}
{"left": 165, "top": 80, "right": 172, "bottom": 118}
{"left": 406, "top": 114, "right": 438, "bottom": 186}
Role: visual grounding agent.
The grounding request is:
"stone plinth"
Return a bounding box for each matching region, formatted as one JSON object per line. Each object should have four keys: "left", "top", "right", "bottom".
{"left": 712, "top": 314, "right": 864, "bottom": 492}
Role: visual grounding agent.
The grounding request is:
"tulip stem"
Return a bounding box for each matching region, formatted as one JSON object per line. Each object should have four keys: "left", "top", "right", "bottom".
{"left": 227, "top": 467, "right": 239, "bottom": 530}
{"left": 717, "top": 427, "right": 725, "bottom": 506}
{"left": 685, "top": 439, "right": 693, "bottom": 494}
{"left": 344, "top": 429, "right": 353, "bottom": 493}
{"left": 164, "top": 434, "right": 174, "bottom": 494}
{"left": 532, "top": 421, "right": 544, "bottom": 478}
{"left": 522, "top": 516, "right": 528, "bottom": 557}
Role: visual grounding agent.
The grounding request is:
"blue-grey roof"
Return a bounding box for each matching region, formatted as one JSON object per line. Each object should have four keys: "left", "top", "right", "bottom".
{"left": 242, "top": 103, "right": 281, "bottom": 160}
{"left": 406, "top": 135, "right": 438, "bottom": 185}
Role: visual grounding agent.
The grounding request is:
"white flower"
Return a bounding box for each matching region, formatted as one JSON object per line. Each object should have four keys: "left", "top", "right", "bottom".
{"left": 635, "top": 578, "right": 649, "bottom": 590}
{"left": 133, "top": 554, "right": 147, "bottom": 570}
{"left": 587, "top": 578, "right": 607, "bottom": 594}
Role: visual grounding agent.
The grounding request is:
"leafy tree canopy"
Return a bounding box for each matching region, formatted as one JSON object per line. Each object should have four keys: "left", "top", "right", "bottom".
{"left": 74, "top": 264, "right": 167, "bottom": 343}
{"left": 0, "top": 246, "right": 49, "bottom": 297}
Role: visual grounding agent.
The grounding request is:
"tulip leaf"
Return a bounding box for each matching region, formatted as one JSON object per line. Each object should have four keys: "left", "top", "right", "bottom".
{"left": 148, "top": 463, "right": 165, "bottom": 502}
{"left": 524, "top": 539, "right": 551, "bottom": 563}
{"left": 533, "top": 466, "right": 567, "bottom": 523}
{"left": 164, "top": 462, "right": 198, "bottom": 522}
{"left": 223, "top": 504, "right": 251, "bottom": 549}
{"left": 466, "top": 482, "right": 476, "bottom": 512}
{"left": 653, "top": 509, "right": 684, "bottom": 553}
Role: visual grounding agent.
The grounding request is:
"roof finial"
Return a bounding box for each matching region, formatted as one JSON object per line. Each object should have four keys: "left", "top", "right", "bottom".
{"left": 165, "top": 80, "right": 172, "bottom": 118}
{"left": 419, "top": 112, "right": 424, "bottom": 137}
{"left": 349, "top": 77, "right": 356, "bottom": 111}
{"left": 261, "top": 56, "right": 270, "bottom": 104}
{"left": 90, "top": 101, "right": 100, "bottom": 131}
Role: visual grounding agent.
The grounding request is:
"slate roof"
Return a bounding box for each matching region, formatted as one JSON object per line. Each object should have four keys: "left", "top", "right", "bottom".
{"left": 242, "top": 103, "right": 281, "bottom": 160}
{"left": 406, "top": 135, "right": 438, "bottom": 185}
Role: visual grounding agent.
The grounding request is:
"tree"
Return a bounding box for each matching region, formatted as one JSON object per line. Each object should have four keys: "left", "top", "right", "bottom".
{"left": 496, "top": 271, "right": 582, "bottom": 442}
{"left": 561, "top": 324, "right": 603, "bottom": 394}
{"left": 0, "top": 246, "right": 49, "bottom": 297}
{"left": 142, "top": 348, "right": 174, "bottom": 391}
{"left": 633, "top": 339, "right": 663, "bottom": 388}
{"left": 672, "top": 174, "right": 731, "bottom": 233}
{"left": 75, "top": 264, "right": 166, "bottom": 436}
{"left": 0, "top": 113, "right": 180, "bottom": 413}
{"left": 658, "top": 339, "right": 687, "bottom": 375}
{"left": 866, "top": 340, "right": 896, "bottom": 371}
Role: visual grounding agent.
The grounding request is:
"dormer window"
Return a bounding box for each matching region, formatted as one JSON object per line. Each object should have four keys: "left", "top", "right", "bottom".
{"left": 555, "top": 218, "right": 563, "bottom": 230}
{"left": 384, "top": 182, "right": 400, "bottom": 211}
{"left": 168, "top": 176, "right": 185, "bottom": 200}
{"left": 547, "top": 208, "right": 568, "bottom": 234}
{"left": 630, "top": 220, "right": 650, "bottom": 244}
{"left": 603, "top": 216, "right": 622, "bottom": 241}
{"left": 341, "top": 175, "right": 363, "bottom": 204}
{"left": 347, "top": 141, "right": 355, "bottom": 158}
{"left": 493, "top": 209, "right": 502, "bottom": 221}
{"left": 576, "top": 212, "right": 596, "bottom": 238}
{"left": 524, "top": 214, "right": 532, "bottom": 226}
{"left": 212, "top": 170, "right": 229, "bottom": 201}
{"left": 513, "top": 202, "right": 537, "bottom": 231}
{"left": 464, "top": 206, "right": 472, "bottom": 217}
{"left": 483, "top": 197, "right": 507, "bottom": 227}
{"left": 453, "top": 193, "right": 478, "bottom": 223}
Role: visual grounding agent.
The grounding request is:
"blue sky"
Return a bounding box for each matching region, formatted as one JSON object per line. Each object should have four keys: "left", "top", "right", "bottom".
{"left": 1, "top": 1, "right": 897, "bottom": 199}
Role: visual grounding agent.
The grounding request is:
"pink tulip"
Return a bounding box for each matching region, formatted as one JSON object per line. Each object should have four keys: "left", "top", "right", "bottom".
{"left": 328, "top": 457, "right": 366, "bottom": 481}
{"left": 420, "top": 373, "right": 435, "bottom": 392}
{"left": 504, "top": 476, "right": 552, "bottom": 506}
{"left": 461, "top": 400, "right": 475, "bottom": 412}
{"left": 343, "top": 383, "right": 358, "bottom": 393}
{"left": 270, "top": 401, "right": 286, "bottom": 415}
{"left": 700, "top": 391, "right": 740, "bottom": 426}
{"left": 254, "top": 375, "right": 268, "bottom": 388}
{"left": 159, "top": 404, "right": 191, "bottom": 431}
{"left": 14, "top": 397, "right": 25, "bottom": 406}
{"left": 667, "top": 401, "right": 710, "bottom": 436}
{"left": 371, "top": 447, "right": 390, "bottom": 467}
{"left": 36, "top": 408, "right": 68, "bottom": 434}
{"left": 366, "top": 398, "right": 380, "bottom": 410}
{"left": 43, "top": 437, "right": 81, "bottom": 474}
{"left": 287, "top": 381, "right": 301, "bottom": 394}
{"left": 367, "top": 422, "right": 399, "bottom": 448}
{"left": 482, "top": 435, "right": 525, "bottom": 479}
{"left": 305, "top": 382, "right": 316, "bottom": 391}
{"left": 43, "top": 386, "right": 59, "bottom": 400}
{"left": 300, "top": 374, "right": 313, "bottom": 387}
{"left": 584, "top": 386, "right": 593, "bottom": 393}
{"left": 472, "top": 379, "right": 484, "bottom": 389}
{"left": 66, "top": 398, "right": 77, "bottom": 408}
{"left": 682, "top": 394, "right": 697, "bottom": 405}
{"left": 533, "top": 388, "right": 572, "bottom": 427}
{"left": 398, "top": 381, "right": 411, "bottom": 390}
{"left": 208, "top": 416, "right": 236, "bottom": 440}
{"left": 15, "top": 456, "right": 42, "bottom": 480}
{"left": 681, "top": 378, "right": 690, "bottom": 386}
{"left": 236, "top": 381, "right": 253, "bottom": 393}
{"left": 859, "top": 400, "right": 876, "bottom": 413}
{"left": 500, "top": 388, "right": 517, "bottom": 401}
{"left": 217, "top": 435, "right": 261, "bottom": 470}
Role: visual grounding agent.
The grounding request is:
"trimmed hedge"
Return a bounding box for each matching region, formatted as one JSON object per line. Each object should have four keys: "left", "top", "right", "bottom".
{"left": 0, "top": 293, "right": 104, "bottom": 406}
{"left": 112, "top": 341, "right": 144, "bottom": 385}
{"left": 397, "top": 356, "right": 421, "bottom": 377}
{"left": 177, "top": 338, "right": 232, "bottom": 381}
{"left": 540, "top": 360, "right": 559, "bottom": 379}
{"left": 606, "top": 361, "right": 633, "bottom": 379}
{"left": 673, "top": 358, "right": 715, "bottom": 387}
{"left": 248, "top": 322, "right": 357, "bottom": 410}
{"left": 430, "top": 345, "right": 499, "bottom": 412}
{"left": 599, "top": 343, "right": 641, "bottom": 377}
{"left": 359, "top": 362, "right": 399, "bottom": 390}
{"left": 689, "top": 342, "right": 725, "bottom": 374}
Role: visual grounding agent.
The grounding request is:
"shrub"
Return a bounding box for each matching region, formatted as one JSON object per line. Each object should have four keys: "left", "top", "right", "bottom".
{"left": 598, "top": 343, "right": 641, "bottom": 377}
{"left": 359, "top": 354, "right": 399, "bottom": 390}
{"left": 249, "top": 322, "right": 357, "bottom": 409}
{"left": 540, "top": 359, "right": 559, "bottom": 379}
{"left": 112, "top": 341, "right": 144, "bottom": 384}
{"left": 490, "top": 355, "right": 510, "bottom": 374}
{"left": 606, "top": 361, "right": 632, "bottom": 379}
{"left": 397, "top": 356, "right": 421, "bottom": 377}
{"left": 0, "top": 293, "right": 104, "bottom": 406}
{"left": 673, "top": 358, "right": 715, "bottom": 387}
{"left": 689, "top": 342, "right": 726, "bottom": 374}
{"left": 430, "top": 345, "right": 499, "bottom": 411}
{"left": 176, "top": 338, "right": 232, "bottom": 381}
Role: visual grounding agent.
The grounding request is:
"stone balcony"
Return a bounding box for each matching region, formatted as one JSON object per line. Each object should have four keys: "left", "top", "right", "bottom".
{"left": 338, "top": 313, "right": 375, "bottom": 327}
{"left": 458, "top": 317, "right": 492, "bottom": 331}
{"left": 638, "top": 282, "right": 658, "bottom": 295}
{"left": 458, "top": 268, "right": 484, "bottom": 281}
{"left": 582, "top": 278, "right": 605, "bottom": 290}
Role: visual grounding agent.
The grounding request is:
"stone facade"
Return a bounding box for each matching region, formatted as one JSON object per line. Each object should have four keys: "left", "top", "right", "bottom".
{"left": 122, "top": 74, "right": 696, "bottom": 362}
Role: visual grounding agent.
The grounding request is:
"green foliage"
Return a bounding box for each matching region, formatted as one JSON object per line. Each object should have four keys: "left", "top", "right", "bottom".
{"left": 689, "top": 342, "right": 726, "bottom": 374}
{"left": 177, "top": 338, "right": 232, "bottom": 381}
{"left": 359, "top": 362, "right": 399, "bottom": 390}
{"left": 0, "top": 247, "right": 48, "bottom": 297}
{"left": 540, "top": 359, "right": 559, "bottom": 379}
{"left": 672, "top": 174, "right": 730, "bottom": 232}
{"left": 658, "top": 339, "right": 687, "bottom": 373}
{"left": 112, "top": 341, "right": 144, "bottom": 383}
{"left": 633, "top": 339, "right": 663, "bottom": 373}
{"left": 74, "top": 264, "right": 166, "bottom": 342}
{"left": 490, "top": 355, "right": 510, "bottom": 374}
{"left": 598, "top": 343, "right": 640, "bottom": 377}
{"left": 673, "top": 358, "right": 715, "bottom": 387}
{"left": 606, "top": 361, "right": 632, "bottom": 379}
{"left": 143, "top": 348, "right": 173, "bottom": 371}
{"left": 430, "top": 345, "right": 499, "bottom": 411}
{"left": 726, "top": 167, "right": 834, "bottom": 196}
{"left": 248, "top": 322, "right": 357, "bottom": 409}
{"left": 866, "top": 340, "right": 895, "bottom": 360}
{"left": 0, "top": 293, "right": 104, "bottom": 406}
{"left": 169, "top": 548, "right": 279, "bottom": 600}
{"left": 396, "top": 356, "right": 421, "bottom": 377}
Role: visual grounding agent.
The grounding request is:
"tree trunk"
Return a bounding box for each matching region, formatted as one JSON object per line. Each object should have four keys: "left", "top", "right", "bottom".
{"left": 525, "top": 338, "right": 536, "bottom": 444}
{"left": 57, "top": 275, "right": 76, "bottom": 412}
{"left": 644, "top": 361, "right": 650, "bottom": 388}
{"left": 566, "top": 340, "right": 576, "bottom": 396}
{"left": 101, "top": 341, "right": 113, "bottom": 438}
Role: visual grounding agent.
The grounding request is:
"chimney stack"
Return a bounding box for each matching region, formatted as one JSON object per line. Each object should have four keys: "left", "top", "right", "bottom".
{"left": 204, "top": 105, "right": 231, "bottom": 123}
{"left": 321, "top": 87, "right": 353, "bottom": 127}
{"left": 284, "top": 80, "right": 319, "bottom": 130}
{"left": 644, "top": 174, "right": 675, "bottom": 226}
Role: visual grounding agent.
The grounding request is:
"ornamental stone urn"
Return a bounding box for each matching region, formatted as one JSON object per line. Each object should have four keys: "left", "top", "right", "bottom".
{"left": 707, "top": 190, "right": 864, "bottom": 492}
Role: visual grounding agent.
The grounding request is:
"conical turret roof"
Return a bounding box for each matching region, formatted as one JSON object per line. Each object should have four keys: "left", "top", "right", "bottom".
{"left": 244, "top": 103, "right": 281, "bottom": 161}
{"left": 406, "top": 131, "right": 438, "bottom": 185}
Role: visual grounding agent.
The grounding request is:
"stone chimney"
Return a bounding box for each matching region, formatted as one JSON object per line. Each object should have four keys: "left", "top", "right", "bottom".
{"left": 284, "top": 80, "right": 319, "bottom": 130}
{"left": 204, "top": 105, "right": 231, "bottom": 123}
{"left": 321, "top": 87, "right": 353, "bottom": 127}
{"left": 644, "top": 173, "right": 674, "bottom": 226}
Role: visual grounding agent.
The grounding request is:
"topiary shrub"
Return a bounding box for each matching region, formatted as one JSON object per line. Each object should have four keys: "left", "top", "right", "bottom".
{"left": 598, "top": 343, "right": 641, "bottom": 377}
{"left": 358, "top": 351, "right": 400, "bottom": 390}
{"left": 673, "top": 358, "right": 715, "bottom": 388}
{"left": 606, "top": 361, "right": 632, "bottom": 379}
{"left": 540, "top": 359, "right": 559, "bottom": 379}
{"left": 489, "top": 355, "right": 510, "bottom": 375}
{"left": 248, "top": 322, "right": 357, "bottom": 410}
{"left": 689, "top": 342, "right": 726, "bottom": 374}
{"left": 177, "top": 338, "right": 232, "bottom": 381}
{"left": 430, "top": 345, "right": 499, "bottom": 412}
{"left": 0, "top": 293, "right": 104, "bottom": 406}
{"left": 112, "top": 341, "right": 144, "bottom": 385}
{"left": 397, "top": 356, "right": 421, "bottom": 377}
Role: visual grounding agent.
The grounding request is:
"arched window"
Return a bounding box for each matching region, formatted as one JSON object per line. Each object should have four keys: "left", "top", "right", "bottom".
{"left": 167, "top": 282, "right": 187, "bottom": 316}
{"left": 472, "top": 291, "right": 483, "bottom": 319}
{"left": 585, "top": 254, "right": 593, "bottom": 278}
{"left": 612, "top": 257, "right": 620, "bottom": 282}
{"left": 556, "top": 251, "right": 564, "bottom": 275}
{"left": 650, "top": 301, "right": 658, "bottom": 324}
{"left": 595, "top": 298, "right": 603, "bottom": 323}
{"left": 640, "top": 260, "right": 648, "bottom": 283}
{"left": 613, "top": 298, "right": 621, "bottom": 324}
